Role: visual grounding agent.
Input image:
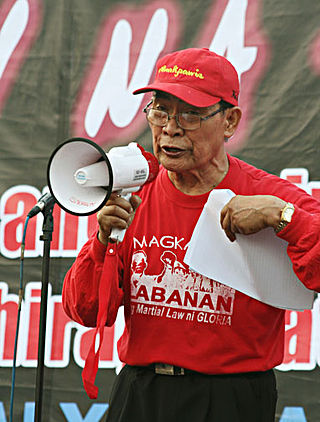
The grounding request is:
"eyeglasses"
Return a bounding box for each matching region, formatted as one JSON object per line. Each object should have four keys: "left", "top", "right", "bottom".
{"left": 143, "top": 101, "right": 223, "bottom": 131}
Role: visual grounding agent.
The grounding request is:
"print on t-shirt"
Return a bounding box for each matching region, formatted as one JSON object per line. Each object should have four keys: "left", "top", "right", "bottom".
{"left": 130, "top": 249, "right": 235, "bottom": 326}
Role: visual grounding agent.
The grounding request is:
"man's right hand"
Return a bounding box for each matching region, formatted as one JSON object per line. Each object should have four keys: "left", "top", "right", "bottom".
{"left": 97, "top": 193, "right": 142, "bottom": 245}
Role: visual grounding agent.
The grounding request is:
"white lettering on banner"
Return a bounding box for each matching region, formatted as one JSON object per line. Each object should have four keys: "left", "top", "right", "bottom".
{"left": 196, "top": 0, "right": 269, "bottom": 152}
{"left": 0, "top": 280, "right": 318, "bottom": 370}
{"left": 0, "top": 282, "right": 124, "bottom": 370}
{"left": 0, "top": 402, "right": 310, "bottom": 421}
{"left": 59, "top": 403, "right": 109, "bottom": 421}
{"left": 85, "top": 9, "right": 168, "bottom": 136}
{"left": 0, "top": 0, "right": 29, "bottom": 78}
{"left": 0, "top": 0, "right": 41, "bottom": 114}
{"left": 70, "top": 0, "right": 271, "bottom": 150}
{"left": 276, "top": 295, "right": 320, "bottom": 372}
{"left": 209, "top": 0, "right": 257, "bottom": 79}
{"left": 72, "top": 0, "right": 181, "bottom": 145}
{"left": 0, "top": 401, "right": 109, "bottom": 421}
{"left": 0, "top": 168, "right": 319, "bottom": 259}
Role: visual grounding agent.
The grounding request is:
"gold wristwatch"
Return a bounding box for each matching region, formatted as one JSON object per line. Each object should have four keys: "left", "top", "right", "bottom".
{"left": 275, "top": 202, "right": 295, "bottom": 233}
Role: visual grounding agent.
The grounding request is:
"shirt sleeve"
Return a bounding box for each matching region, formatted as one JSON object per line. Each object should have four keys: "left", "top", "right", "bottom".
{"left": 62, "top": 232, "right": 124, "bottom": 327}
{"left": 276, "top": 191, "right": 320, "bottom": 292}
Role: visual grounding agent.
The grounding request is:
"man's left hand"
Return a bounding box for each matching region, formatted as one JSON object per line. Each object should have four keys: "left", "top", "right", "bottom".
{"left": 220, "top": 195, "right": 286, "bottom": 242}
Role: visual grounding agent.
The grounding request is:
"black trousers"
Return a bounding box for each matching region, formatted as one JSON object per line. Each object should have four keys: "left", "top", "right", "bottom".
{"left": 105, "top": 365, "right": 277, "bottom": 422}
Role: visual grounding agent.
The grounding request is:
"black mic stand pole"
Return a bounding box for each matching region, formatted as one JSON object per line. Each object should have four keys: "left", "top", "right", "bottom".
{"left": 34, "top": 201, "right": 55, "bottom": 422}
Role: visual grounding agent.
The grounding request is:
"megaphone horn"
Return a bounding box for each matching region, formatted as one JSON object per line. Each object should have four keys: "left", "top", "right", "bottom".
{"left": 47, "top": 137, "right": 159, "bottom": 217}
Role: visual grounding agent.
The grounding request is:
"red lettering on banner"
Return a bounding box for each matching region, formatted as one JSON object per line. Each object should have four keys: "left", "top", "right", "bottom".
{"left": 0, "top": 185, "right": 93, "bottom": 258}
{"left": 48, "top": 301, "right": 71, "bottom": 362}
{"left": 280, "top": 168, "right": 310, "bottom": 188}
{"left": 50, "top": 209, "right": 93, "bottom": 258}
{"left": 310, "top": 187, "right": 320, "bottom": 201}
{"left": 0, "top": 282, "right": 123, "bottom": 369}
{"left": 4, "top": 192, "right": 37, "bottom": 251}
{"left": 88, "top": 214, "right": 98, "bottom": 238}
{"left": 0, "top": 0, "right": 42, "bottom": 115}
{"left": 1, "top": 171, "right": 319, "bottom": 260}
{"left": 25, "top": 287, "right": 40, "bottom": 362}
{"left": 0, "top": 186, "right": 41, "bottom": 258}
{"left": 77, "top": 327, "right": 115, "bottom": 363}
{"left": 63, "top": 213, "right": 80, "bottom": 250}
{"left": 50, "top": 208, "right": 81, "bottom": 253}
{"left": 50, "top": 206, "right": 62, "bottom": 251}
{"left": 0, "top": 283, "right": 18, "bottom": 364}
{"left": 44, "top": 293, "right": 74, "bottom": 367}
{"left": 4, "top": 192, "right": 38, "bottom": 251}
{"left": 72, "top": 0, "right": 181, "bottom": 147}
{"left": 0, "top": 280, "right": 319, "bottom": 372}
{"left": 281, "top": 310, "right": 313, "bottom": 369}
{"left": 196, "top": 0, "right": 270, "bottom": 152}
{"left": 286, "top": 175, "right": 302, "bottom": 184}
{"left": 280, "top": 168, "right": 320, "bottom": 201}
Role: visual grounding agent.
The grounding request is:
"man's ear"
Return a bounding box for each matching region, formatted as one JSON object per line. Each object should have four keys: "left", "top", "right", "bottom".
{"left": 224, "top": 107, "right": 242, "bottom": 139}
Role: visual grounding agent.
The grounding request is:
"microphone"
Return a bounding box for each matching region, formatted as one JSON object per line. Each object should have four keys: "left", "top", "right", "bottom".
{"left": 27, "top": 192, "right": 55, "bottom": 218}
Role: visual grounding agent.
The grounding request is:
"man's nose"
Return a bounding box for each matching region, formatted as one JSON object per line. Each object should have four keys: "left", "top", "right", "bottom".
{"left": 162, "top": 114, "right": 184, "bottom": 136}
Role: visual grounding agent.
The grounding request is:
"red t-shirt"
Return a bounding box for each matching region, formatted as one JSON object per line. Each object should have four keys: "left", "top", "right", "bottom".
{"left": 63, "top": 154, "right": 320, "bottom": 374}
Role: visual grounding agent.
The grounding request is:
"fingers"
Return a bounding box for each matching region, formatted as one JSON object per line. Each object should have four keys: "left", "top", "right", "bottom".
{"left": 221, "top": 197, "right": 255, "bottom": 241}
{"left": 127, "top": 195, "right": 142, "bottom": 227}
{"left": 220, "top": 195, "right": 285, "bottom": 242}
{"left": 130, "top": 194, "right": 142, "bottom": 211}
{"left": 220, "top": 205, "right": 236, "bottom": 242}
{"left": 97, "top": 193, "right": 141, "bottom": 244}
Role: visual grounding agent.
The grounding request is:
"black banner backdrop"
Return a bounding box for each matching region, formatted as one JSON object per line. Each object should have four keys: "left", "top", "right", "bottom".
{"left": 0, "top": 0, "right": 320, "bottom": 420}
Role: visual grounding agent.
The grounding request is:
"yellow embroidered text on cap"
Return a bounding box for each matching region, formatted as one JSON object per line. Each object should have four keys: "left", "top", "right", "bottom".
{"left": 158, "top": 65, "right": 204, "bottom": 79}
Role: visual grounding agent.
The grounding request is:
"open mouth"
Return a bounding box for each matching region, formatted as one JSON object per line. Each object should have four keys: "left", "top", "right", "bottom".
{"left": 161, "top": 146, "right": 184, "bottom": 154}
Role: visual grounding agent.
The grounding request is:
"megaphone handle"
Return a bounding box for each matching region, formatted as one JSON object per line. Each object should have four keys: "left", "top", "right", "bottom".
{"left": 109, "top": 227, "right": 127, "bottom": 242}
{"left": 109, "top": 193, "right": 131, "bottom": 242}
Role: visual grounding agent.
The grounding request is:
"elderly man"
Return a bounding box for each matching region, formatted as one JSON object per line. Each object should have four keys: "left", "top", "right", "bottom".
{"left": 62, "top": 48, "right": 320, "bottom": 422}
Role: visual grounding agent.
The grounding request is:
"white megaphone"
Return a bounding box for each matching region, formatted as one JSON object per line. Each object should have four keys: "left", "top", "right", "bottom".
{"left": 47, "top": 137, "right": 159, "bottom": 240}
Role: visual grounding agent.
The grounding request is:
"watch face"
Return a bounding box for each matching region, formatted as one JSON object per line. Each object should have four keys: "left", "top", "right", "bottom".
{"left": 283, "top": 205, "right": 294, "bottom": 222}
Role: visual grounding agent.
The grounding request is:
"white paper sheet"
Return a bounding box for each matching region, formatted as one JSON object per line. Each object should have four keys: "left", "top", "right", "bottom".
{"left": 184, "top": 189, "right": 314, "bottom": 310}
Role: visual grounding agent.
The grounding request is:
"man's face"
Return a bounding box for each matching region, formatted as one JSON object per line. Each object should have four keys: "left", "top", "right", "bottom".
{"left": 148, "top": 92, "right": 229, "bottom": 174}
{"left": 132, "top": 251, "right": 147, "bottom": 275}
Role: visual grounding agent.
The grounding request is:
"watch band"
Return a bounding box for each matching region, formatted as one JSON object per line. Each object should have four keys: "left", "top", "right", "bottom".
{"left": 275, "top": 220, "right": 288, "bottom": 234}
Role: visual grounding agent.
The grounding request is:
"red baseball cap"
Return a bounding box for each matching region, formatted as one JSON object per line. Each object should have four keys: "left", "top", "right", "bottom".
{"left": 133, "top": 48, "right": 239, "bottom": 107}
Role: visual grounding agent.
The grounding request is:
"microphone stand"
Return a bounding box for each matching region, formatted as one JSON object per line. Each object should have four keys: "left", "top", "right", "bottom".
{"left": 34, "top": 201, "right": 55, "bottom": 422}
